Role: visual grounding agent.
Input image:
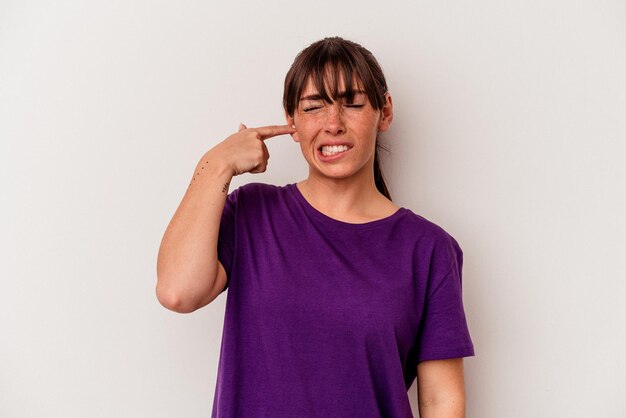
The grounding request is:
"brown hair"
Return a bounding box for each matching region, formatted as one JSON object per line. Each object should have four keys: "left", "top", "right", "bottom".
{"left": 283, "top": 37, "right": 391, "bottom": 200}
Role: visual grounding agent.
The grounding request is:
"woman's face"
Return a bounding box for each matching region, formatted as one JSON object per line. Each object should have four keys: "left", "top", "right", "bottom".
{"left": 288, "top": 76, "right": 393, "bottom": 182}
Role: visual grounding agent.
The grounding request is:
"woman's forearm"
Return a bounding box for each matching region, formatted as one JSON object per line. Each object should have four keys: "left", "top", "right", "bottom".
{"left": 156, "top": 149, "right": 233, "bottom": 313}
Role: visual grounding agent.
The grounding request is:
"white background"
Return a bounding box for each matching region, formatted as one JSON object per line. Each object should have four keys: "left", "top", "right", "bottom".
{"left": 1, "top": 1, "right": 625, "bottom": 417}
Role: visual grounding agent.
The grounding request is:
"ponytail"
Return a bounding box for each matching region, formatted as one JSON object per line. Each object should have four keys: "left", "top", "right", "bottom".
{"left": 373, "top": 142, "right": 391, "bottom": 200}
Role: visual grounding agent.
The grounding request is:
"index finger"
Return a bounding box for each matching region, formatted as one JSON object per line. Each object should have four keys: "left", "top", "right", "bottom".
{"left": 252, "top": 124, "right": 297, "bottom": 140}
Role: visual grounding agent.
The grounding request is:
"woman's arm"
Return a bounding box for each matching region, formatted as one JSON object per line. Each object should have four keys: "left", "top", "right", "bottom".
{"left": 156, "top": 149, "right": 233, "bottom": 313}
{"left": 155, "top": 124, "right": 295, "bottom": 313}
{"left": 417, "top": 358, "right": 467, "bottom": 418}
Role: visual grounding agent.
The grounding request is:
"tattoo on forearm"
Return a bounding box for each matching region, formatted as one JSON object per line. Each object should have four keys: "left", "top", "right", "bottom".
{"left": 189, "top": 160, "right": 209, "bottom": 187}
{"left": 187, "top": 161, "right": 232, "bottom": 194}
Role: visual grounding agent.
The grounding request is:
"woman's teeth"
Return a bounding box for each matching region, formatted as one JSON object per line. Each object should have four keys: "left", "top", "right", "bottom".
{"left": 321, "top": 145, "right": 349, "bottom": 156}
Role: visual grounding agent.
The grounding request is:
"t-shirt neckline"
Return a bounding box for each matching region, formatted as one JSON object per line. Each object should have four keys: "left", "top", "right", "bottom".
{"left": 287, "top": 182, "right": 407, "bottom": 230}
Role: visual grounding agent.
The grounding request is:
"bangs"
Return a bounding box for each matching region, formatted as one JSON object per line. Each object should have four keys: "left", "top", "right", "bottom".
{"left": 283, "top": 37, "right": 387, "bottom": 116}
{"left": 310, "top": 61, "right": 365, "bottom": 106}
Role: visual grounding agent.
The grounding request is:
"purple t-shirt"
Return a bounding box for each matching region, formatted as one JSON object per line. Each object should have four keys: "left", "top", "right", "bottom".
{"left": 212, "top": 182, "right": 474, "bottom": 417}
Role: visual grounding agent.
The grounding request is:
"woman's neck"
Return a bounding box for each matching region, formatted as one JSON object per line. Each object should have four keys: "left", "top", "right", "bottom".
{"left": 297, "top": 173, "right": 398, "bottom": 223}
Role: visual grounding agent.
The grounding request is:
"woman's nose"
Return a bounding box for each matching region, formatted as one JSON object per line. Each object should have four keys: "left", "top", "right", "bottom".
{"left": 324, "top": 104, "right": 345, "bottom": 135}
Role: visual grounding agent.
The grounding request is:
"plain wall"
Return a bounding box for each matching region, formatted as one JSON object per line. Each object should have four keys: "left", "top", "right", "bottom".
{"left": 1, "top": 1, "right": 625, "bottom": 416}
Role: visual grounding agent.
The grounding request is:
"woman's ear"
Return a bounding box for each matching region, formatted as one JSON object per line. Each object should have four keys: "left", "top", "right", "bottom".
{"left": 286, "top": 112, "right": 300, "bottom": 142}
{"left": 378, "top": 93, "right": 394, "bottom": 132}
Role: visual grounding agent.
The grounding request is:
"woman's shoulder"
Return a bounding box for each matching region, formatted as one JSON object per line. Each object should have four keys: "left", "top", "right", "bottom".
{"left": 230, "top": 182, "right": 290, "bottom": 198}
{"left": 395, "top": 208, "right": 463, "bottom": 256}
{"left": 396, "top": 207, "right": 454, "bottom": 235}
{"left": 227, "top": 182, "right": 295, "bottom": 208}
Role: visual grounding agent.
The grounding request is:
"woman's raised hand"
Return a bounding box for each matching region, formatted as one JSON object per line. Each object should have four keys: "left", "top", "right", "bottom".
{"left": 209, "top": 123, "right": 296, "bottom": 176}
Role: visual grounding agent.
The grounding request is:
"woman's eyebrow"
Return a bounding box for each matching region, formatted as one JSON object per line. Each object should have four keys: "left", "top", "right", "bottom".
{"left": 300, "top": 90, "right": 366, "bottom": 101}
{"left": 300, "top": 94, "right": 324, "bottom": 101}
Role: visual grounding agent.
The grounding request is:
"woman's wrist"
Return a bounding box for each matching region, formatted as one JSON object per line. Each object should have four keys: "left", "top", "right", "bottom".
{"left": 185, "top": 150, "right": 235, "bottom": 195}
{"left": 200, "top": 149, "right": 236, "bottom": 177}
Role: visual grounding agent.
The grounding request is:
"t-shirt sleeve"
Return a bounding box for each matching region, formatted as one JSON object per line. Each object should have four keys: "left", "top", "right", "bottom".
{"left": 416, "top": 241, "right": 475, "bottom": 362}
{"left": 217, "top": 188, "right": 239, "bottom": 292}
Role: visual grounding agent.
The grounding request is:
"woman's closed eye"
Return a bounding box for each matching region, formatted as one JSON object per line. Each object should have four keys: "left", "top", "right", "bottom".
{"left": 301, "top": 101, "right": 365, "bottom": 112}
{"left": 301, "top": 100, "right": 324, "bottom": 112}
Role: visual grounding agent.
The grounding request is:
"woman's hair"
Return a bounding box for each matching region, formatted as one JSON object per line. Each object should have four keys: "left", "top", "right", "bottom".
{"left": 283, "top": 36, "right": 392, "bottom": 200}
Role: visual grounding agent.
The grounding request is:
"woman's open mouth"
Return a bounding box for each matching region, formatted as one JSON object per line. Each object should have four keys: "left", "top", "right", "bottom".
{"left": 320, "top": 145, "right": 351, "bottom": 157}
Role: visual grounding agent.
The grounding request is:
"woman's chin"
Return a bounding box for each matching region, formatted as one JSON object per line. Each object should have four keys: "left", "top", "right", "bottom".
{"left": 310, "top": 165, "right": 361, "bottom": 181}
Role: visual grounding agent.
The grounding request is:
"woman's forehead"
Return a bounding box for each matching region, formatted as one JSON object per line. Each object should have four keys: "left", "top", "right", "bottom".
{"left": 300, "top": 73, "right": 365, "bottom": 98}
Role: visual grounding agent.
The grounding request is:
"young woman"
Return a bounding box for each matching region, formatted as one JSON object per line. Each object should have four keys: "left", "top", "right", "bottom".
{"left": 157, "top": 37, "right": 474, "bottom": 418}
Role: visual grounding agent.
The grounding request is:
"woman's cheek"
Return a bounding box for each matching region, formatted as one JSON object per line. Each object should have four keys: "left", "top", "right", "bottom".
{"left": 296, "top": 120, "right": 321, "bottom": 140}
